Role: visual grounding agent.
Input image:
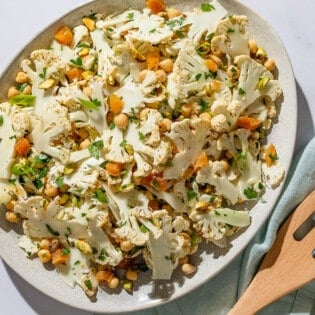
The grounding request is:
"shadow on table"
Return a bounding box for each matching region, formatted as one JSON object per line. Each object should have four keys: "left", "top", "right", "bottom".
{"left": 295, "top": 80, "right": 315, "bottom": 151}
{"left": 4, "top": 262, "right": 92, "bottom": 315}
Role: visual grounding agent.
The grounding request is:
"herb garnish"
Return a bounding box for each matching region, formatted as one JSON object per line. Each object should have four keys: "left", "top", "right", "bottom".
{"left": 244, "top": 187, "right": 258, "bottom": 199}
{"left": 201, "top": 3, "right": 215, "bottom": 12}
{"left": 9, "top": 94, "right": 36, "bottom": 107}
{"left": 78, "top": 97, "right": 101, "bottom": 110}
{"left": 88, "top": 140, "right": 104, "bottom": 159}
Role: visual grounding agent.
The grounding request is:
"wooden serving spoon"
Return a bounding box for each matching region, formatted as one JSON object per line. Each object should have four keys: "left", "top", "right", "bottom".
{"left": 229, "top": 190, "right": 315, "bottom": 315}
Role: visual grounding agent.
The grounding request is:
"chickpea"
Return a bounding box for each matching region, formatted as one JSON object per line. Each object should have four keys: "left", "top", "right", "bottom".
{"left": 159, "top": 118, "right": 172, "bottom": 132}
{"left": 181, "top": 263, "right": 196, "bottom": 275}
{"left": 15, "top": 71, "right": 29, "bottom": 84}
{"left": 38, "top": 249, "right": 52, "bottom": 263}
{"left": 6, "top": 200, "right": 16, "bottom": 211}
{"left": 40, "top": 238, "right": 51, "bottom": 250}
{"left": 137, "top": 69, "right": 148, "bottom": 82}
{"left": 79, "top": 138, "right": 91, "bottom": 150}
{"left": 7, "top": 87, "right": 19, "bottom": 99}
{"left": 220, "top": 159, "right": 230, "bottom": 172}
{"left": 44, "top": 183, "right": 59, "bottom": 198}
{"left": 167, "top": 8, "right": 181, "bottom": 19}
{"left": 107, "top": 276, "right": 120, "bottom": 289}
{"left": 113, "top": 113, "right": 129, "bottom": 130}
{"left": 126, "top": 269, "right": 138, "bottom": 281}
{"left": 159, "top": 58, "right": 174, "bottom": 73}
{"left": 181, "top": 103, "right": 192, "bottom": 117}
{"left": 120, "top": 240, "right": 134, "bottom": 252}
{"left": 77, "top": 128, "right": 89, "bottom": 139}
{"left": 249, "top": 39, "right": 258, "bottom": 55}
{"left": 209, "top": 54, "right": 222, "bottom": 66}
{"left": 227, "top": 65, "right": 240, "bottom": 79}
{"left": 264, "top": 58, "right": 276, "bottom": 71}
{"left": 22, "top": 85, "right": 32, "bottom": 95}
{"left": 155, "top": 69, "right": 167, "bottom": 83}
{"left": 199, "top": 112, "right": 211, "bottom": 121}
{"left": 178, "top": 256, "right": 189, "bottom": 265}
{"left": 5, "top": 211, "right": 19, "bottom": 223}
{"left": 83, "top": 86, "right": 92, "bottom": 98}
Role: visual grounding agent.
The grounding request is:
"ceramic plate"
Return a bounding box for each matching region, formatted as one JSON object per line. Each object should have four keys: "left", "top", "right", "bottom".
{"left": 0, "top": 0, "right": 296, "bottom": 313}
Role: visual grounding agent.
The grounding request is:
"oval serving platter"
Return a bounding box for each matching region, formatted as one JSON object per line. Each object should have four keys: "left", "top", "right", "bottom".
{"left": 0, "top": 0, "right": 296, "bottom": 313}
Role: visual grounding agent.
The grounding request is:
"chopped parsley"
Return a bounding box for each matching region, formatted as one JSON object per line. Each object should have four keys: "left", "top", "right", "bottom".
{"left": 227, "top": 28, "right": 235, "bottom": 33}
{"left": 0, "top": 115, "right": 3, "bottom": 127}
{"left": 109, "top": 122, "right": 116, "bottom": 130}
{"left": 268, "top": 153, "right": 278, "bottom": 161}
{"left": 175, "top": 30, "right": 185, "bottom": 38}
{"left": 16, "top": 82, "right": 28, "bottom": 92}
{"left": 205, "top": 71, "right": 216, "bottom": 79}
{"left": 140, "top": 224, "right": 149, "bottom": 233}
{"left": 258, "top": 182, "right": 264, "bottom": 190}
{"left": 195, "top": 73, "right": 202, "bottom": 81}
{"left": 77, "top": 97, "right": 101, "bottom": 110}
{"left": 74, "top": 260, "right": 81, "bottom": 265}
{"left": 39, "top": 67, "right": 47, "bottom": 79}
{"left": 238, "top": 88, "right": 246, "bottom": 95}
{"left": 107, "top": 27, "right": 114, "bottom": 33}
{"left": 138, "top": 131, "right": 145, "bottom": 140}
{"left": 120, "top": 139, "right": 127, "bottom": 147}
{"left": 199, "top": 99, "right": 209, "bottom": 112}
{"left": 201, "top": 3, "right": 215, "bottom": 12}
{"left": 77, "top": 42, "right": 90, "bottom": 48}
{"left": 187, "top": 190, "right": 198, "bottom": 201}
{"left": 45, "top": 224, "right": 60, "bottom": 236}
{"left": 84, "top": 279, "right": 92, "bottom": 290}
{"left": 70, "top": 57, "right": 83, "bottom": 67}
{"left": 149, "top": 28, "right": 156, "bottom": 33}
{"left": 244, "top": 187, "right": 258, "bottom": 199}
{"left": 93, "top": 188, "right": 108, "bottom": 203}
{"left": 62, "top": 248, "right": 71, "bottom": 255}
{"left": 126, "top": 12, "right": 134, "bottom": 20}
{"left": 230, "top": 66, "right": 237, "bottom": 73}
{"left": 206, "top": 32, "right": 215, "bottom": 41}
{"left": 55, "top": 176, "right": 64, "bottom": 188}
{"left": 88, "top": 140, "right": 104, "bottom": 159}
{"left": 98, "top": 249, "right": 107, "bottom": 261}
{"left": 166, "top": 16, "right": 184, "bottom": 29}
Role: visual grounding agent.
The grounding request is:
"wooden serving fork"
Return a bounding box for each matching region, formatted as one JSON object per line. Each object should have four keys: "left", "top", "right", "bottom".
{"left": 229, "top": 191, "right": 315, "bottom": 315}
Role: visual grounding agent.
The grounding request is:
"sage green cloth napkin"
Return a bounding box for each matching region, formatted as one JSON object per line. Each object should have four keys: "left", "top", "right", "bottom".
{"left": 116, "top": 137, "right": 315, "bottom": 315}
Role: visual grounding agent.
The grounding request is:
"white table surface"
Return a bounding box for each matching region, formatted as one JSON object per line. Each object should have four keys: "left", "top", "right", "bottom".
{"left": 0, "top": 1, "right": 314, "bottom": 314}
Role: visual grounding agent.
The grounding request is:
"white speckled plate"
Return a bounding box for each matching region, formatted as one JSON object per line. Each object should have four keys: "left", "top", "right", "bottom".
{"left": 0, "top": 0, "right": 296, "bottom": 313}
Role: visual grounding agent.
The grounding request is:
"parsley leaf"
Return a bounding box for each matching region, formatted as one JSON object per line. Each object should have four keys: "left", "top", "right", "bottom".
{"left": 46, "top": 224, "right": 60, "bottom": 236}
{"left": 238, "top": 88, "right": 246, "bottom": 95}
{"left": 39, "top": 67, "right": 47, "bottom": 79}
{"left": 138, "top": 131, "right": 145, "bottom": 140}
{"left": 244, "top": 187, "right": 258, "bottom": 199}
{"left": 109, "top": 122, "right": 115, "bottom": 130}
{"left": 187, "top": 190, "right": 198, "bottom": 201}
{"left": 149, "top": 28, "right": 156, "bottom": 33}
{"left": 0, "top": 115, "right": 3, "bottom": 127}
{"left": 88, "top": 140, "right": 104, "bottom": 159}
{"left": 78, "top": 97, "right": 101, "bottom": 110}
{"left": 201, "top": 3, "right": 215, "bottom": 12}
{"left": 227, "top": 28, "right": 235, "bottom": 33}
{"left": 70, "top": 57, "right": 83, "bottom": 67}
{"left": 56, "top": 176, "right": 64, "bottom": 188}
{"left": 93, "top": 188, "right": 108, "bottom": 203}
{"left": 84, "top": 279, "right": 92, "bottom": 290}
{"left": 127, "top": 12, "right": 134, "bottom": 20}
{"left": 195, "top": 73, "right": 202, "bottom": 81}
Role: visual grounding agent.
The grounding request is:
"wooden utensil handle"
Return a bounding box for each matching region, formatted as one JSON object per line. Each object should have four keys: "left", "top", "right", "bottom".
{"left": 229, "top": 191, "right": 315, "bottom": 315}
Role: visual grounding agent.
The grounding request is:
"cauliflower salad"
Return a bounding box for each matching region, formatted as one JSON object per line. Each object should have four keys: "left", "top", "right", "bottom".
{"left": 0, "top": 0, "right": 285, "bottom": 297}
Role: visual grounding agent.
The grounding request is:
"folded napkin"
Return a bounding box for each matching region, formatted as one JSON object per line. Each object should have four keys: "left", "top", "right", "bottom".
{"left": 116, "top": 138, "right": 315, "bottom": 315}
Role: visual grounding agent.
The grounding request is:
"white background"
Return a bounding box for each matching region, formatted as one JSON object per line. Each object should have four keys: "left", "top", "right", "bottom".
{"left": 0, "top": 1, "right": 314, "bottom": 314}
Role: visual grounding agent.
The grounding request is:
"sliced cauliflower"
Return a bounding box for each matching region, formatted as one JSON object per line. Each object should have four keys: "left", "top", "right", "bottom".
{"left": 21, "top": 49, "right": 67, "bottom": 115}
{"left": 164, "top": 118, "right": 210, "bottom": 179}
{"left": 233, "top": 55, "right": 282, "bottom": 110}
{"left": 189, "top": 207, "right": 250, "bottom": 241}
{"left": 178, "top": 0, "right": 228, "bottom": 44}
{"left": 0, "top": 108, "right": 17, "bottom": 179}
{"left": 167, "top": 40, "right": 210, "bottom": 107}
{"left": 30, "top": 101, "right": 71, "bottom": 163}
{"left": 103, "top": 9, "right": 173, "bottom": 45}
{"left": 211, "top": 15, "right": 250, "bottom": 57}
